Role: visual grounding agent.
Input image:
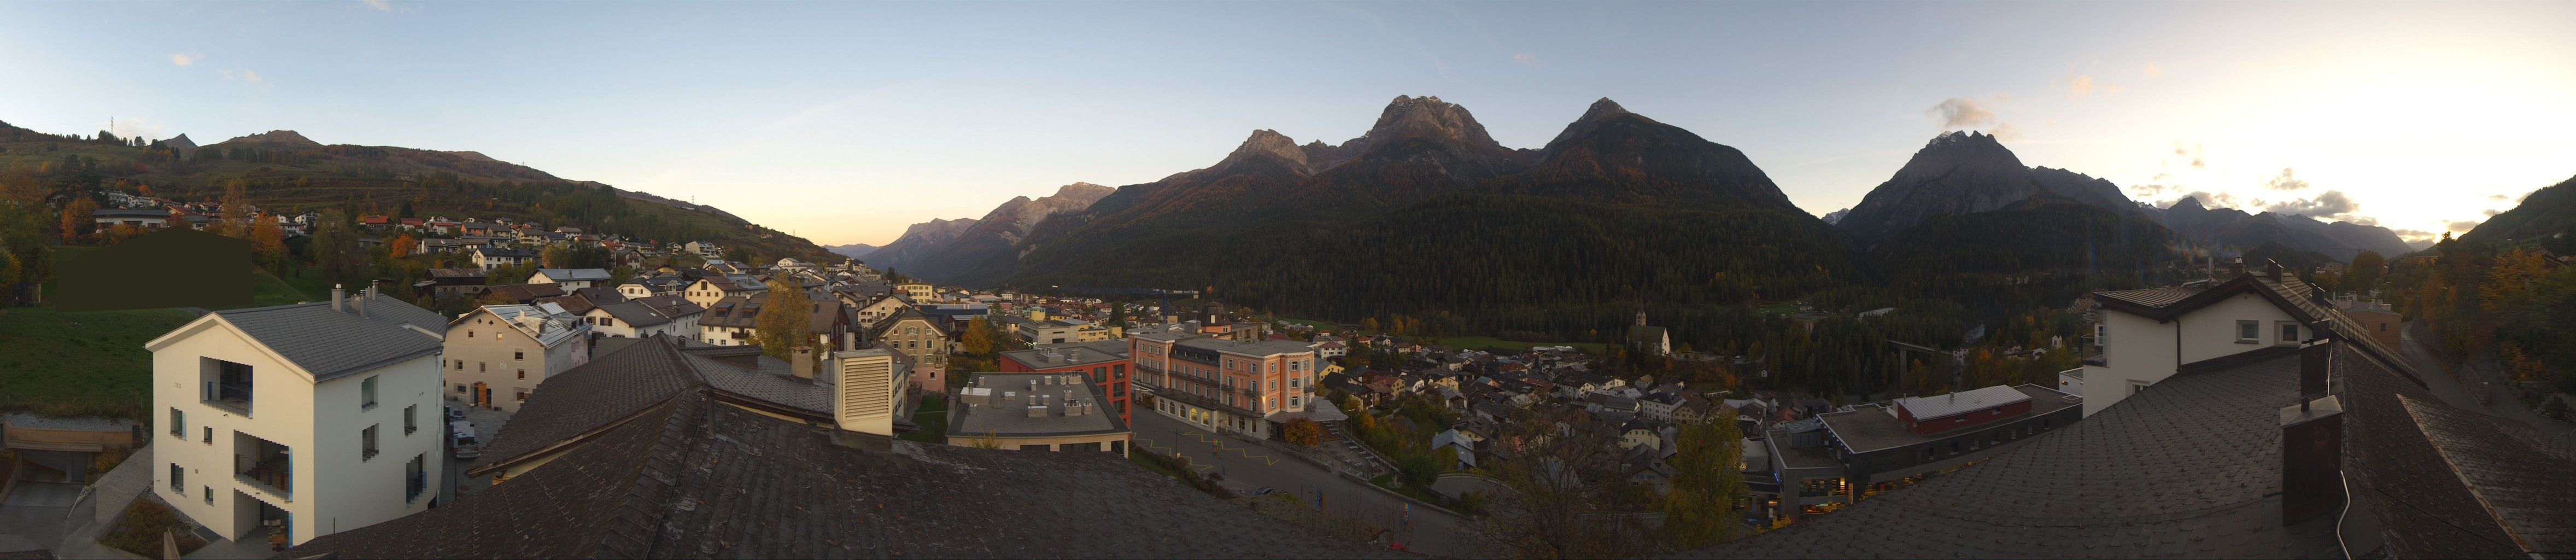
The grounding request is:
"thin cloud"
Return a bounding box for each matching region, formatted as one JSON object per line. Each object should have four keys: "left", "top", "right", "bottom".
{"left": 1928, "top": 97, "right": 1996, "bottom": 129}
{"left": 2069, "top": 75, "right": 2095, "bottom": 98}
{"left": 244, "top": 70, "right": 264, "bottom": 83}
{"left": 1989, "top": 122, "right": 2024, "bottom": 142}
{"left": 2489, "top": 194, "right": 2509, "bottom": 201}
{"left": 2393, "top": 228, "right": 2436, "bottom": 239}
{"left": 2484, "top": 209, "right": 2503, "bottom": 217}
{"left": 168, "top": 52, "right": 201, "bottom": 67}
{"left": 2261, "top": 167, "right": 2309, "bottom": 191}
{"left": 2263, "top": 190, "right": 2358, "bottom": 219}
{"left": 361, "top": 0, "right": 391, "bottom": 12}
{"left": 110, "top": 117, "right": 167, "bottom": 141}
{"left": 2145, "top": 63, "right": 2164, "bottom": 78}
{"left": 2191, "top": 157, "right": 2206, "bottom": 169}
{"left": 1511, "top": 52, "right": 1536, "bottom": 64}
{"left": 2449, "top": 220, "right": 2480, "bottom": 232}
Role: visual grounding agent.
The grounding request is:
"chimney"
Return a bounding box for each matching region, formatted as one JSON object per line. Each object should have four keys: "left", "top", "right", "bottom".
{"left": 353, "top": 286, "right": 367, "bottom": 318}
{"left": 2279, "top": 392, "right": 2345, "bottom": 525}
{"left": 331, "top": 284, "right": 346, "bottom": 311}
{"left": 2230, "top": 256, "right": 2245, "bottom": 277}
{"left": 792, "top": 346, "right": 816, "bottom": 380}
{"left": 2266, "top": 259, "right": 2285, "bottom": 279}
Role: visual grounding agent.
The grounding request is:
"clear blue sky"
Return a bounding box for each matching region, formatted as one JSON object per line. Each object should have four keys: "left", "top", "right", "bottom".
{"left": 5, "top": 1, "right": 2573, "bottom": 246}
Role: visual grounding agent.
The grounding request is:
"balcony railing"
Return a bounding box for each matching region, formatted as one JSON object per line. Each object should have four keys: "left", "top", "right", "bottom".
{"left": 206, "top": 382, "right": 253, "bottom": 415}
{"left": 236, "top": 453, "right": 292, "bottom": 502}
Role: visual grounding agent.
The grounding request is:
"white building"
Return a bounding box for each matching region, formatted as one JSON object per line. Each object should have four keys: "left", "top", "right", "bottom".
{"left": 528, "top": 268, "right": 613, "bottom": 290}
{"left": 584, "top": 296, "right": 705, "bottom": 340}
{"left": 145, "top": 286, "right": 447, "bottom": 546}
{"left": 2082, "top": 261, "right": 2329, "bottom": 417}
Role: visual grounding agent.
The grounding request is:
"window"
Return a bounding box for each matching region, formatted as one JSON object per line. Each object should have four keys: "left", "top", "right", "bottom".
{"left": 406, "top": 454, "right": 428, "bottom": 502}
{"left": 455, "top": 359, "right": 464, "bottom": 370}
{"left": 203, "top": 427, "right": 213, "bottom": 444}
{"left": 1289, "top": 395, "right": 1301, "bottom": 407}
{"left": 455, "top": 384, "right": 467, "bottom": 393}
{"left": 405, "top": 405, "right": 418, "bottom": 435}
{"left": 361, "top": 376, "right": 379, "bottom": 410}
{"left": 517, "top": 370, "right": 526, "bottom": 380}
{"left": 2278, "top": 322, "right": 2301, "bottom": 346}
{"left": 204, "top": 486, "right": 212, "bottom": 505}
{"left": 2236, "top": 320, "right": 2262, "bottom": 343}
{"left": 514, "top": 351, "right": 525, "bottom": 360}
{"left": 467, "top": 330, "right": 475, "bottom": 339}
{"left": 169, "top": 408, "right": 184, "bottom": 438}
{"left": 170, "top": 464, "right": 184, "bottom": 492}
{"left": 479, "top": 361, "right": 486, "bottom": 372}
{"left": 362, "top": 425, "right": 380, "bottom": 460}
{"left": 515, "top": 389, "right": 529, "bottom": 402}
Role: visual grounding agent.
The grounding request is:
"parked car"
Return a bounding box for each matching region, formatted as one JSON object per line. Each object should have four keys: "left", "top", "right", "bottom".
{"left": 450, "top": 421, "right": 481, "bottom": 459}
{"left": 445, "top": 406, "right": 467, "bottom": 423}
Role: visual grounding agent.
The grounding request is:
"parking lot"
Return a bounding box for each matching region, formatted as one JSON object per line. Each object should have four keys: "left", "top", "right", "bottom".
{"left": 441, "top": 405, "right": 511, "bottom": 504}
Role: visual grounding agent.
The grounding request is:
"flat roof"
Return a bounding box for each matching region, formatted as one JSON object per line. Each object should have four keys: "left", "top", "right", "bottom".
{"left": 1000, "top": 340, "right": 1131, "bottom": 370}
{"left": 949, "top": 373, "right": 1123, "bottom": 438}
{"left": 1822, "top": 384, "right": 2080, "bottom": 454}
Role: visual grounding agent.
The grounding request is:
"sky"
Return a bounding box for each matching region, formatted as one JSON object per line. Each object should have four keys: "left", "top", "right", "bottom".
{"left": 4, "top": 2, "right": 2573, "bottom": 246}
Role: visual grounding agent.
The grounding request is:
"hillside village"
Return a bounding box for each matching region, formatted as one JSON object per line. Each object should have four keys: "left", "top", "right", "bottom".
{"left": 0, "top": 100, "right": 2573, "bottom": 559}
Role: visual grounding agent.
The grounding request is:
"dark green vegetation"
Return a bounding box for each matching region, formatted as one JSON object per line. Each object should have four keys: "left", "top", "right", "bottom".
{"left": 2399, "top": 182, "right": 2576, "bottom": 394}
{"left": 0, "top": 304, "right": 192, "bottom": 419}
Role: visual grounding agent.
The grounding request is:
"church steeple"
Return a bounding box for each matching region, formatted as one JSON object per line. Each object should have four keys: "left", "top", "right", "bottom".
{"left": 1635, "top": 309, "right": 1648, "bottom": 327}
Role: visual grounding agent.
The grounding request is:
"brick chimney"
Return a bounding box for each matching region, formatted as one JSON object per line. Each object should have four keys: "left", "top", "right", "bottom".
{"left": 2280, "top": 337, "right": 2344, "bottom": 525}
{"left": 792, "top": 346, "right": 815, "bottom": 380}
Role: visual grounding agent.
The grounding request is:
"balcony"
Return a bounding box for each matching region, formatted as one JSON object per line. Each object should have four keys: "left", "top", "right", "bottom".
{"left": 233, "top": 433, "right": 292, "bottom": 503}
{"left": 202, "top": 358, "right": 256, "bottom": 416}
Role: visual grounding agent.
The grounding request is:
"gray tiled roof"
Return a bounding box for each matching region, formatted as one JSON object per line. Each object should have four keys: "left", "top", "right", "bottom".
{"left": 289, "top": 343, "right": 1412, "bottom": 559}
{"left": 468, "top": 339, "right": 701, "bottom": 471}
{"left": 681, "top": 351, "right": 833, "bottom": 416}
{"left": 592, "top": 300, "right": 671, "bottom": 328}
{"left": 211, "top": 294, "right": 444, "bottom": 382}
{"left": 1690, "top": 351, "right": 2339, "bottom": 558}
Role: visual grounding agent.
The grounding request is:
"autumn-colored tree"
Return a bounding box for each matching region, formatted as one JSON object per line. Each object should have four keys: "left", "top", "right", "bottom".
{"left": 249, "top": 213, "right": 286, "bottom": 267}
{"left": 388, "top": 234, "right": 418, "bottom": 259}
{"left": 104, "top": 223, "right": 139, "bottom": 245}
{"left": 136, "top": 184, "right": 152, "bottom": 197}
{"left": 1281, "top": 417, "right": 1324, "bottom": 447}
{"left": 59, "top": 196, "right": 97, "bottom": 243}
{"left": 756, "top": 278, "right": 813, "bottom": 360}
{"left": 959, "top": 317, "right": 996, "bottom": 355}
{"left": 218, "top": 178, "right": 251, "bottom": 237}
{"left": 1658, "top": 418, "right": 1747, "bottom": 551}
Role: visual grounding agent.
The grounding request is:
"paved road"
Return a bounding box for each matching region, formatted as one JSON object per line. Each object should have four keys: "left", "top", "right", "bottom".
{"left": 2398, "top": 322, "right": 2486, "bottom": 412}
{"left": 1128, "top": 411, "right": 1490, "bottom": 557}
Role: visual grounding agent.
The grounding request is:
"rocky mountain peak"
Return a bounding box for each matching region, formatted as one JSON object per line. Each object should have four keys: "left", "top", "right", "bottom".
{"left": 2168, "top": 195, "right": 2206, "bottom": 212}
{"left": 1542, "top": 97, "right": 1643, "bottom": 155}
{"left": 1357, "top": 95, "right": 1498, "bottom": 145}
{"left": 1834, "top": 131, "right": 2047, "bottom": 238}
{"left": 1214, "top": 129, "right": 1313, "bottom": 173}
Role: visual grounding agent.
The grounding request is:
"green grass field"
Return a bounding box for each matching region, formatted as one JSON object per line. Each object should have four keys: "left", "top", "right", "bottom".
{"left": 0, "top": 305, "right": 194, "bottom": 419}
{"left": 1434, "top": 336, "right": 1607, "bottom": 353}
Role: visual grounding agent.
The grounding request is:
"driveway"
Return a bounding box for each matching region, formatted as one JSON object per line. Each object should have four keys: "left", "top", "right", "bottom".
{"left": 1129, "top": 411, "right": 1489, "bottom": 557}
{"left": 442, "top": 406, "right": 512, "bottom": 505}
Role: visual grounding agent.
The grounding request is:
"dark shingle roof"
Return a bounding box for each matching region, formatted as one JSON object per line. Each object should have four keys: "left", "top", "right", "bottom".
{"left": 592, "top": 301, "right": 671, "bottom": 328}
{"left": 209, "top": 294, "right": 444, "bottom": 382}
{"left": 2094, "top": 285, "right": 2206, "bottom": 307}
{"left": 290, "top": 337, "right": 1412, "bottom": 559}
{"left": 1687, "top": 350, "right": 2339, "bottom": 558}
{"left": 469, "top": 340, "right": 700, "bottom": 471}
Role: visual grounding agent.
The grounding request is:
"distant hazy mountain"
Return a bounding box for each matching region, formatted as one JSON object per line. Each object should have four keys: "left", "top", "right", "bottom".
{"left": 2462, "top": 174, "right": 2576, "bottom": 245}
{"left": 888, "top": 182, "right": 1116, "bottom": 280}
{"left": 2152, "top": 196, "right": 2413, "bottom": 260}
{"left": 1820, "top": 208, "right": 1849, "bottom": 225}
{"left": 862, "top": 218, "right": 979, "bottom": 273}
{"left": 825, "top": 243, "right": 879, "bottom": 259}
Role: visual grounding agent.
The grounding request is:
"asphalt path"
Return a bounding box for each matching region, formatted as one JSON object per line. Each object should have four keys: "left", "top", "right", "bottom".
{"left": 1128, "top": 411, "right": 1492, "bottom": 557}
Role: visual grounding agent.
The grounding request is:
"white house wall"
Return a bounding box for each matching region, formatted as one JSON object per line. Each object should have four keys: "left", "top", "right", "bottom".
{"left": 2081, "top": 293, "right": 2302, "bottom": 417}
{"left": 153, "top": 322, "right": 443, "bottom": 546}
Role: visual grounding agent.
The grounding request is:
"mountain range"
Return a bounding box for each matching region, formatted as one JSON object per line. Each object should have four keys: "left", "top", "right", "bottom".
{"left": 2463, "top": 174, "right": 2576, "bottom": 245}
{"left": 864, "top": 95, "right": 2454, "bottom": 340}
